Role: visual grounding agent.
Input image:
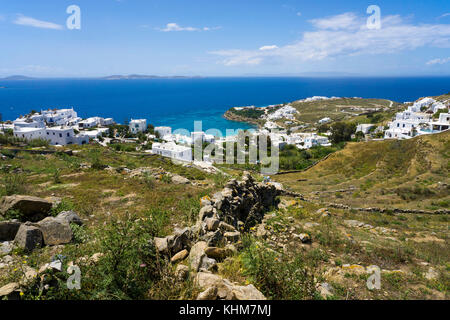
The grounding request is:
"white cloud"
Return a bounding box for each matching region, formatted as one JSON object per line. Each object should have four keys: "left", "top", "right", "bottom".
{"left": 426, "top": 57, "right": 450, "bottom": 65}
{"left": 309, "top": 12, "right": 361, "bottom": 30}
{"left": 158, "top": 22, "right": 219, "bottom": 32}
{"left": 211, "top": 13, "right": 450, "bottom": 66}
{"left": 259, "top": 45, "right": 278, "bottom": 51}
{"left": 296, "top": 12, "right": 302, "bottom": 17}
{"left": 439, "top": 13, "right": 450, "bottom": 18}
{"left": 13, "top": 14, "right": 63, "bottom": 30}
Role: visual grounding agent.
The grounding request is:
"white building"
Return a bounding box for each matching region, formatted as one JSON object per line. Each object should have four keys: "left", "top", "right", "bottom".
{"left": 152, "top": 142, "right": 192, "bottom": 162}
{"left": 385, "top": 97, "right": 449, "bottom": 139}
{"left": 129, "top": 119, "right": 147, "bottom": 134}
{"left": 318, "top": 117, "right": 331, "bottom": 124}
{"left": 78, "top": 117, "right": 100, "bottom": 129}
{"left": 356, "top": 124, "right": 375, "bottom": 134}
{"left": 13, "top": 127, "right": 46, "bottom": 141}
{"left": 13, "top": 126, "right": 89, "bottom": 145}
{"left": 155, "top": 126, "right": 172, "bottom": 137}
{"left": 41, "top": 108, "right": 78, "bottom": 126}
{"left": 266, "top": 105, "right": 298, "bottom": 120}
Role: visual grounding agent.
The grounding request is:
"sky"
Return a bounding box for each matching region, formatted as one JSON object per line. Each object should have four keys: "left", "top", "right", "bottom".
{"left": 0, "top": 0, "right": 449, "bottom": 77}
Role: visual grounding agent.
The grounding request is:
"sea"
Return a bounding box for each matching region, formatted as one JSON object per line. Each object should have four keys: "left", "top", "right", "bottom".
{"left": 0, "top": 77, "right": 449, "bottom": 133}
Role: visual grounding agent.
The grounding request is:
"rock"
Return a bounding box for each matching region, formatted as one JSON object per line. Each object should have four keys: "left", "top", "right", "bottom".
{"left": 169, "top": 227, "right": 193, "bottom": 253}
{"left": 197, "top": 286, "right": 218, "bottom": 300}
{"left": 195, "top": 272, "right": 234, "bottom": 300}
{"left": 424, "top": 267, "right": 438, "bottom": 280}
{"left": 171, "top": 175, "right": 190, "bottom": 185}
{"left": 48, "top": 260, "right": 63, "bottom": 272}
{"left": 219, "top": 221, "right": 236, "bottom": 232}
{"left": 0, "top": 195, "right": 53, "bottom": 222}
{"left": 224, "top": 231, "right": 240, "bottom": 243}
{"left": 154, "top": 237, "right": 168, "bottom": 253}
{"left": 204, "top": 247, "right": 232, "bottom": 260}
{"left": 0, "top": 241, "right": 13, "bottom": 254}
{"left": 232, "top": 284, "right": 266, "bottom": 300}
{"left": 56, "top": 211, "right": 83, "bottom": 226}
{"left": 0, "top": 282, "right": 20, "bottom": 299}
{"left": 14, "top": 223, "right": 43, "bottom": 251}
{"left": 316, "top": 208, "right": 329, "bottom": 215}
{"left": 205, "top": 218, "right": 220, "bottom": 231}
{"left": 189, "top": 241, "right": 208, "bottom": 272}
{"left": 199, "top": 205, "right": 214, "bottom": 221}
{"left": 296, "top": 233, "right": 311, "bottom": 244}
{"left": 22, "top": 266, "right": 38, "bottom": 284}
{"left": 0, "top": 220, "right": 21, "bottom": 241}
{"left": 200, "top": 256, "right": 217, "bottom": 272}
{"left": 37, "top": 217, "right": 73, "bottom": 245}
{"left": 171, "top": 249, "right": 189, "bottom": 264}
{"left": 344, "top": 220, "right": 364, "bottom": 228}
{"left": 319, "top": 282, "right": 334, "bottom": 299}
{"left": 204, "top": 230, "right": 223, "bottom": 247}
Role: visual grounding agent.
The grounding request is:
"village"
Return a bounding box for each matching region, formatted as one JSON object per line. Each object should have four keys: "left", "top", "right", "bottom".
{"left": 0, "top": 95, "right": 449, "bottom": 166}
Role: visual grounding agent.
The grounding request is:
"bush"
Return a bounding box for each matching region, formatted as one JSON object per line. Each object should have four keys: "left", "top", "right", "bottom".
{"left": 240, "top": 236, "right": 318, "bottom": 300}
{"left": 2, "top": 173, "right": 26, "bottom": 196}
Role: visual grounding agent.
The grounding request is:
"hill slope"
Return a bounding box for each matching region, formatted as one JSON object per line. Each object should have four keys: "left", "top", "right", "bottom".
{"left": 275, "top": 130, "right": 450, "bottom": 210}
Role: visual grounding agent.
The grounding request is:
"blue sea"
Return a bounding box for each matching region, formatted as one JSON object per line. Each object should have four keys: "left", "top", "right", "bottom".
{"left": 0, "top": 77, "right": 449, "bottom": 133}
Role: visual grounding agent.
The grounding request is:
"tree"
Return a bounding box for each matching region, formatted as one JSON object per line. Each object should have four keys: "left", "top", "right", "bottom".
{"left": 330, "top": 122, "right": 356, "bottom": 144}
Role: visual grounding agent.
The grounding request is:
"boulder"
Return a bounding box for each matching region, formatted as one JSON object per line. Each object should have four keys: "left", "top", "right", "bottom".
{"left": 195, "top": 272, "right": 234, "bottom": 300}
{"left": 0, "top": 195, "right": 53, "bottom": 222}
{"left": 0, "top": 241, "right": 13, "bottom": 255}
{"left": 205, "top": 247, "right": 232, "bottom": 260}
{"left": 171, "top": 175, "right": 190, "bottom": 185}
{"left": 14, "top": 223, "right": 43, "bottom": 251}
{"left": 205, "top": 218, "right": 220, "bottom": 231}
{"left": 0, "top": 220, "right": 21, "bottom": 241}
{"left": 188, "top": 241, "right": 207, "bottom": 272}
{"left": 224, "top": 231, "right": 240, "bottom": 243}
{"left": 56, "top": 211, "right": 83, "bottom": 226}
{"left": 199, "top": 205, "right": 214, "bottom": 221}
{"left": 200, "top": 256, "right": 217, "bottom": 272}
{"left": 296, "top": 233, "right": 311, "bottom": 244}
{"left": 154, "top": 237, "right": 168, "bottom": 253}
{"left": 197, "top": 286, "right": 218, "bottom": 300}
{"left": 219, "top": 221, "right": 236, "bottom": 232}
{"left": 204, "top": 230, "right": 223, "bottom": 247}
{"left": 0, "top": 282, "right": 20, "bottom": 299}
{"left": 37, "top": 217, "right": 73, "bottom": 245}
{"left": 171, "top": 249, "right": 189, "bottom": 264}
{"left": 232, "top": 284, "right": 266, "bottom": 300}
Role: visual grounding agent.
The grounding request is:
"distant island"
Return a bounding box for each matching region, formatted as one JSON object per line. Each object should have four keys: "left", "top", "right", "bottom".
{"left": 0, "top": 75, "right": 37, "bottom": 81}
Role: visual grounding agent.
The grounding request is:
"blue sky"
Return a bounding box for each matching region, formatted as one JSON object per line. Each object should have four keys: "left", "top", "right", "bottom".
{"left": 0, "top": 0, "right": 449, "bottom": 77}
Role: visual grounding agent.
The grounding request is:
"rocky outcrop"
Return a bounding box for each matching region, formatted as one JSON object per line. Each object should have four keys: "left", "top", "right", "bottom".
{"left": 0, "top": 195, "right": 53, "bottom": 222}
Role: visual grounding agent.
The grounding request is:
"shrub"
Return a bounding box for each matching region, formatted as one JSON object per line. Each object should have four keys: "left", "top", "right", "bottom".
{"left": 240, "top": 236, "right": 318, "bottom": 300}
{"left": 2, "top": 173, "right": 26, "bottom": 195}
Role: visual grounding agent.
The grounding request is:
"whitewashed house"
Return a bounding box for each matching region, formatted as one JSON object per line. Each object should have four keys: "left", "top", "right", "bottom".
{"left": 356, "top": 124, "right": 375, "bottom": 134}
{"left": 318, "top": 117, "right": 331, "bottom": 124}
{"left": 41, "top": 108, "right": 78, "bottom": 126}
{"left": 152, "top": 142, "right": 192, "bottom": 162}
{"left": 14, "top": 127, "right": 47, "bottom": 141}
{"left": 129, "top": 119, "right": 147, "bottom": 134}
{"left": 45, "top": 127, "right": 89, "bottom": 145}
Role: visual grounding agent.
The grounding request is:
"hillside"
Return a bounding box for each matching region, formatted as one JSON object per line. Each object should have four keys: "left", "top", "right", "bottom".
{"left": 275, "top": 130, "right": 450, "bottom": 211}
